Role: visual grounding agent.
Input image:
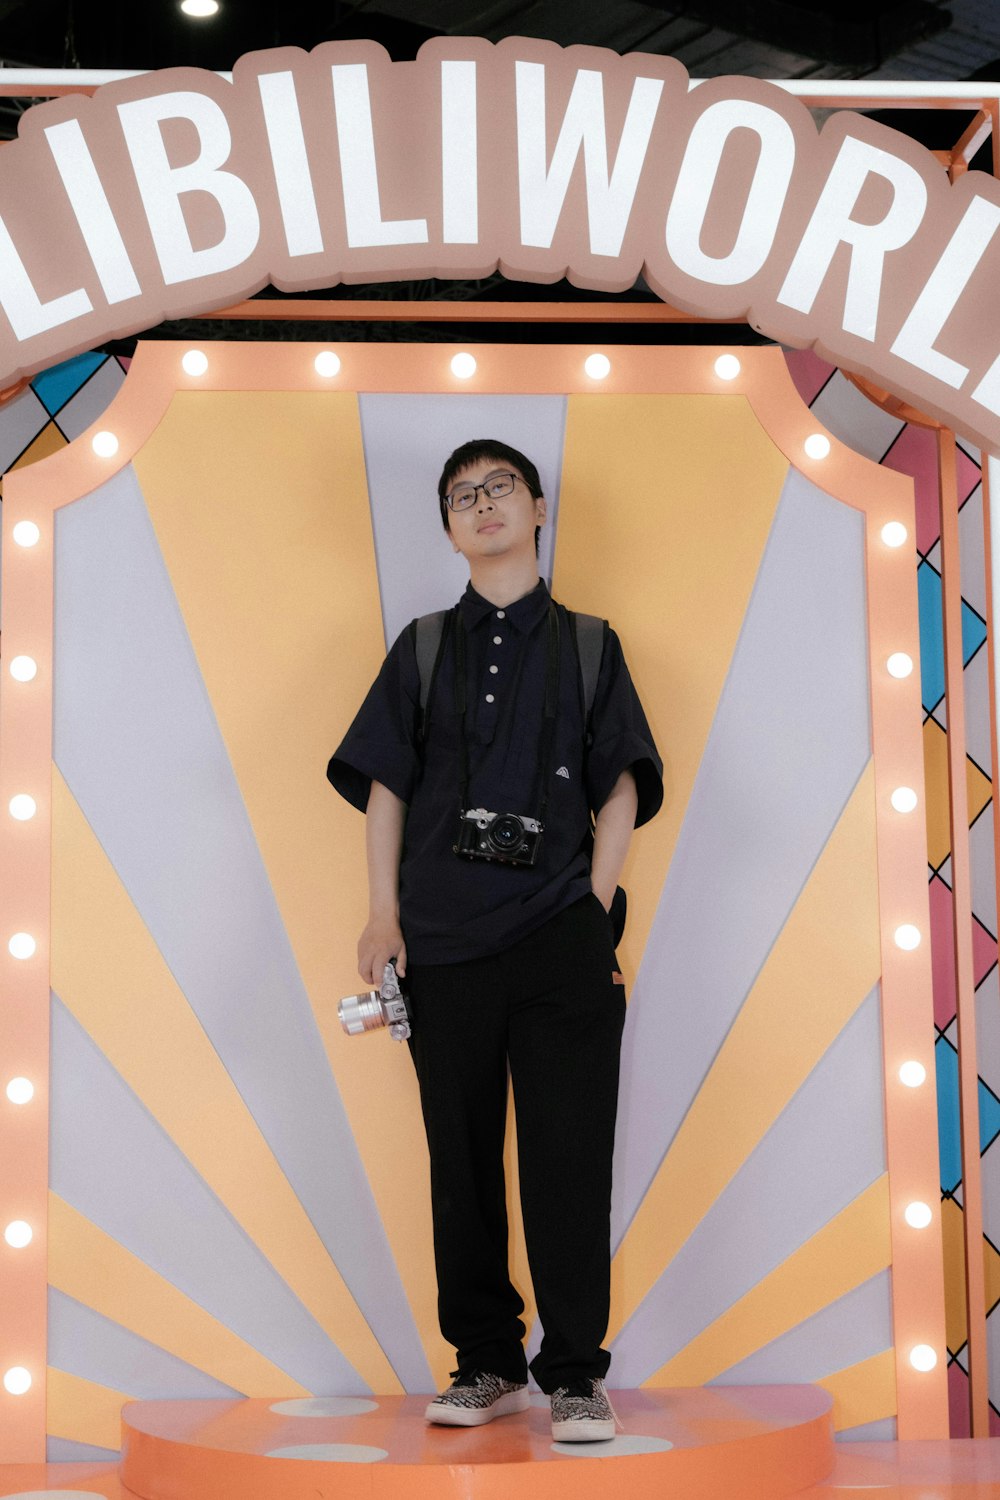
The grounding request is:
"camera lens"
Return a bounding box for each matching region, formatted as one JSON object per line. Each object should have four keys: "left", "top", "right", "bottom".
{"left": 338, "top": 991, "right": 386, "bottom": 1035}
{"left": 487, "top": 813, "right": 525, "bottom": 855}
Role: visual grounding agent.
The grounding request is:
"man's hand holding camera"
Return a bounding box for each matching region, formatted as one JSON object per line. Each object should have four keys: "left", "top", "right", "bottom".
{"left": 358, "top": 912, "right": 407, "bottom": 987}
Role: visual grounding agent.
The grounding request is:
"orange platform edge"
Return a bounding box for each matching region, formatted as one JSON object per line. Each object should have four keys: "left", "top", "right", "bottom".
{"left": 107, "top": 1386, "right": 836, "bottom": 1500}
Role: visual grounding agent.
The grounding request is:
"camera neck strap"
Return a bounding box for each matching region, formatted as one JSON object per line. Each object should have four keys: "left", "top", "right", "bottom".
{"left": 454, "top": 602, "right": 561, "bottom": 826}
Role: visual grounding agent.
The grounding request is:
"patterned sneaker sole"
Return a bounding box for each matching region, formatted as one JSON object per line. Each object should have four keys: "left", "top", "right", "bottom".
{"left": 425, "top": 1388, "right": 530, "bottom": 1426}
{"left": 551, "top": 1416, "right": 615, "bottom": 1441}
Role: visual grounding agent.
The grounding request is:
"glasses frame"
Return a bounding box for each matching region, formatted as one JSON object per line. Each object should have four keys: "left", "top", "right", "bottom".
{"left": 444, "top": 471, "right": 523, "bottom": 512}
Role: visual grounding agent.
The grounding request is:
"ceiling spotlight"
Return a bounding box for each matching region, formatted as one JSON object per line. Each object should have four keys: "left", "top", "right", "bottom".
{"left": 180, "top": 0, "right": 220, "bottom": 15}
{"left": 714, "top": 354, "right": 741, "bottom": 380}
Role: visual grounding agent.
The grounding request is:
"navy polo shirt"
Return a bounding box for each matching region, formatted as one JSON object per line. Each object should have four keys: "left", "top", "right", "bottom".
{"left": 326, "top": 579, "right": 663, "bottom": 965}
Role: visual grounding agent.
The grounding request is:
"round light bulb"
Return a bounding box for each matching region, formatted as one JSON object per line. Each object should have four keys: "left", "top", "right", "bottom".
{"left": 886, "top": 653, "right": 913, "bottom": 679}
{"left": 11, "top": 521, "right": 40, "bottom": 547}
{"left": 584, "top": 353, "right": 611, "bottom": 380}
{"left": 8, "top": 933, "right": 37, "bottom": 960}
{"left": 714, "top": 354, "right": 741, "bottom": 380}
{"left": 8, "top": 795, "right": 36, "bottom": 821}
{"left": 804, "top": 433, "right": 831, "bottom": 460}
{"left": 904, "top": 1202, "right": 932, "bottom": 1229}
{"left": 5, "top": 1078, "right": 34, "bottom": 1105}
{"left": 899, "top": 1060, "right": 926, "bottom": 1088}
{"left": 910, "top": 1344, "right": 938, "bottom": 1372}
{"left": 180, "top": 0, "right": 219, "bottom": 14}
{"left": 881, "top": 521, "right": 908, "bottom": 548}
{"left": 9, "top": 656, "right": 37, "bottom": 683}
{"left": 451, "top": 353, "right": 477, "bottom": 379}
{"left": 4, "top": 1221, "right": 32, "bottom": 1248}
{"left": 314, "top": 351, "right": 341, "bottom": 378}
{"left": 3, "top": 1367, "right": 31, "bottom": 1395}
{"left": 890, "top": 787, "right": 918, "bottom": 814}
{"left": 181, "top": 349, "right": 208, "bottom": 377}
{"left": 92, "top": 430, "right": 119, "bottom": 458}
{"left": 894, "top": 924, "right": 921, "bottom": 951}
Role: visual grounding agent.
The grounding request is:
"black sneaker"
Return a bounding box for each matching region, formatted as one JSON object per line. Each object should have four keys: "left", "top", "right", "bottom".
{"left": 425, "top": 1369, "right": 530, "bottom": 1426}
{"left": 550, "top": 1377, "right": 621, "bottom": 1441}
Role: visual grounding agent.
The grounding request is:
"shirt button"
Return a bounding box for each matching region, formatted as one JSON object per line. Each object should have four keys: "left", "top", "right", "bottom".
{"left": 493, "top": 635, "right": 502, "bottom": 645}
{"left": 489, "top": 665, "right": 499, "bottom": 674}
{"left": 496, "top": 610, "right": 506, "bottom": 618}
{"left": 485, "top": 694, "right": 495, "bottom": 703}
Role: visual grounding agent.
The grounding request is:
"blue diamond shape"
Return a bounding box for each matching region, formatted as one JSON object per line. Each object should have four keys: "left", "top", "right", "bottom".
{"left": 917, "top": 563, "right": 987, "bottom": 713}
{"left": 32, "top": 351, "right": 105, "bottom": 417}
{"left": 934, "top": 1034, "right": 1000, "bottom": 1193}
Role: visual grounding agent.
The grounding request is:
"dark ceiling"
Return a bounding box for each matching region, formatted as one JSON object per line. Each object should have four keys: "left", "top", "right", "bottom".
{"left": 0, "top": 0, "right": 977, "bottom": 75}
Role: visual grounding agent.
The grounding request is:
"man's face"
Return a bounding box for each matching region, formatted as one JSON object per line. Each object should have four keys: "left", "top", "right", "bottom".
{"left": 444, "top": 458, "right": 546, "bottom": 563}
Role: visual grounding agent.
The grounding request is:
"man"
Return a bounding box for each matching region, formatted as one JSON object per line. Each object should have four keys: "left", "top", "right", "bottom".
{"left": 327, "top": 438, "right": 662, "bottom": 1441}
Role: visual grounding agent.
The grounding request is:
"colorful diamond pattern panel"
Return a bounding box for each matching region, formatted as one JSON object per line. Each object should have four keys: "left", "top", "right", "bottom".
{"left": 31, "top": 351, "right": 107, "bottom": 417}
{"left": 784, "top": 354, "right": 998, "bottom": 1438}
{"left": 921, "top": 719, "right": 993, "bottom": 873}
{"left": 917, "top": 561, "right": 987, "bottom": 715}
{"left": 934, "top": 1037, "right": 1000, "bottom": 1195}
{"left": 927, "top": 876, "right": 997, "bottom": 1030}
{"left": 881, "top": 424, "right": 981, "bottom": 558}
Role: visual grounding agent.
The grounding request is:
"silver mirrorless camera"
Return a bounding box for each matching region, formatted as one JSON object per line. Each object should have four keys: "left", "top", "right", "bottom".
{"left": 338, "top": 961, "right": 411, "bottom": 1041}
{"left": 454, "top": 807, "right": 543, "bottom": 867}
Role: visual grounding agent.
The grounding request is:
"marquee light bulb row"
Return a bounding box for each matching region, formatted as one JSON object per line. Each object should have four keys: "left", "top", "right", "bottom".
{"left": 80, "top": 349, "right": 849, "bottom": 468}
{"left": 2, "top": 1069, "right": 36, "bottom": 1401}
{"left": 876, "top": 478, "right": 936, "bottom": 1367}
{"left": 2, "top": 343, "right": 937, "bottom": 1397}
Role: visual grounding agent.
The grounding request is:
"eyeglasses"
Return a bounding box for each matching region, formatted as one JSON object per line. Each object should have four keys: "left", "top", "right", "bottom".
{"left": 444, "top": 471, "right": 524, "bottom": 512}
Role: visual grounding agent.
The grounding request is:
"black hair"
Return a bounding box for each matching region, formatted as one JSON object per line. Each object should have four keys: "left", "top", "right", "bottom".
{"left": 437, "top": 438, "right": 543, "bottom": 555}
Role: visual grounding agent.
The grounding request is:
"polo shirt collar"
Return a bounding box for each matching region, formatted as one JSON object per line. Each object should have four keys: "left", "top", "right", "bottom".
{"left": 459, "top": 578, "right": 550, "bottom": 634}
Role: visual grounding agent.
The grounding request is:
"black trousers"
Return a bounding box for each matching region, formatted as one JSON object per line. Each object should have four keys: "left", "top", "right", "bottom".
{"left": 406, "top": 892, "right": 626, "bottom": 1393}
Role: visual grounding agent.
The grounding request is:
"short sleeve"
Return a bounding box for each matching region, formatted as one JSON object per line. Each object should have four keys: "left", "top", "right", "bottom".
{"left": 325, "top": 624, "right": 421, "bottom": 812}
{"left": 585, "top": 628, "right": 663, "bottom": 827}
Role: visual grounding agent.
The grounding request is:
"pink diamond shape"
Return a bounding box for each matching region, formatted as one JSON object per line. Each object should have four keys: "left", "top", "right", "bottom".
{"left": 783, "top": 348, "right": 834, "bottom": 408}
{"left": 883, "top": 426, "right": 981, "bottom": 555}
{"left": 927, "top": 877, "right": 998, "bottom": 1030}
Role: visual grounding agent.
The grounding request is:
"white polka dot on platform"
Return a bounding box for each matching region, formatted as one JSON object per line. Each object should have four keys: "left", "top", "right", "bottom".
{"left": 266, "top": 1443, "right": 389, "bottom": 1461}
{"left": 552, "top": 1434, "right": 674, "bottom": 1457}
{"left": 269, "top": 1397, "right": 379, "bottom": 1418}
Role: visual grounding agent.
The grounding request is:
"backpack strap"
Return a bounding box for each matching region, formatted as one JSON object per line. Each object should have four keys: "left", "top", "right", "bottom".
{"left": 568, "top": 610, "right": 608, "bottom": 747}
{"left": 411, "top": 609, "right": 451, "bottom": 743}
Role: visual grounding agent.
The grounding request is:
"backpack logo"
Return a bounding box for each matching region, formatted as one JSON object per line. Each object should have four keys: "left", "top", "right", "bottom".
{"left": 556, "top": 766, "right": 570, "bottom": 779}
